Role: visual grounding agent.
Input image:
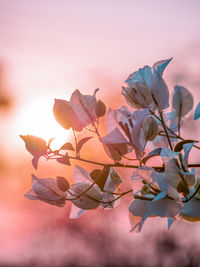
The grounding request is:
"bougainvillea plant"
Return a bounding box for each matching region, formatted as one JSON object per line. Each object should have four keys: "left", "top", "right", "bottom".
{"left": 20, "top": 58, "right": 200, "bottom": 233}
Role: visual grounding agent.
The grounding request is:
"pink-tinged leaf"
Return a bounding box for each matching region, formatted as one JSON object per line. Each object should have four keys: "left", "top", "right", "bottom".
{"left": 103, "top": 143, "right": 129, "bottom": 161}
{"left": 101, "top": 128, "right": 128, "bottom": 145}
{"left": 60, "top": 142, "right": 75, "bottom": 151}
{"left": 100, "top": 193, "right": 120, "bottom": 209}
{"left": 20, "top": 135, "right": 47, "bottom": 157}
{"left": 103, "top": 168, "right": 122, "bottom": 193}
{"left": 73, "top": 165, "right": 92, "bottom": 183}
{"left": 76, "top": 137, "right": 93, "bottom": 154}
{"left": 53, "top": 99, "right": 83, "bottom": 131}
{"left": 69, "top": 182, "right": 102, "bottom": 210}
{"left": 56, "top": 153, "right": 71, "bottom": 166}
{"left": 70, "top": 89, "right": 97, "bottom": 127}
{"left": 32, "top": 175, "right": 62, "bottom": 201}
{"left": 24, "top": 189, "right": 39, "bottom": 200}
{"left": 24, "top": 188, "right": 65, "bottom": 207}
{"left": 106, "top": 108, "right": 123, "bottom": 133}
{"left": 32, "top": 156, "right": 39, "bottom": 170}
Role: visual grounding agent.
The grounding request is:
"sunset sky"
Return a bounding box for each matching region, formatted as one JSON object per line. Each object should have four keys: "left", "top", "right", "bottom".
{"left": 0, "top": 1, "right": 200, "bottom": 266}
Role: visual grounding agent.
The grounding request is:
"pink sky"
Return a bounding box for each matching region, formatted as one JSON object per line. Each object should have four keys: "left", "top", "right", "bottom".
{"left": 0, "top": 1, "right": 200, "bottom": 266}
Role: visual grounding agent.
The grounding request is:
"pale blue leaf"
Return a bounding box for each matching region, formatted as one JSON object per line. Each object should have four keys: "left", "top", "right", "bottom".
{"left": 194, "top": 102, "right": 200, "bottom": 120}
{"left": 139, "top": 66, "right": 169, "bottom": 110}
{"left": 183, "top": 142, "right": 195, "bottom": 170}
{"left": 152, "top": 191, "right": 166, "bottom": 202}
{"left": 181, "top": 199, "right": 200, "bottom": 217}
{"left": 167, "top": 217, "right": 174, "bottom": 230}
{"left": 69, "top": 204, "right": 85, "bottom": 219}
{"left": 172, "top": 86, "right": 193, "bottom": 117}
{"left": 147, "top": 198, "right": 183, "bottom": 217}
{"left": 152, "top": 58, "right": 173, "bottom": 77}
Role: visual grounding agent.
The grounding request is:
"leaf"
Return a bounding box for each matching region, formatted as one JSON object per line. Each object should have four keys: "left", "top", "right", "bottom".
{"left": 182, "top": 142, "right": 195, "bottom": 170}
{"left": 103, "top": 168, "right": 122, "bottom": 193}
{"left": 60, "top": 142, "right": 74, "bottom": 151}
{"left": 56, "top": 152, "right": 71, "bottom": 165}
{"left": 20, "top": 135, "right": 47, "bottom": 157}
{"left": 152, "top": 58, "right": 173, "bottom": 77}
{"left": 73, "top": 165, "right": 93, "bottom": 183}
{"left": 142, "top": 148, "right": 162, "bottom": 165}
{"left": 147, "top": 198, "right": 183, "bottom": 217}
{"left": 181, "top": 199, "right": 200, "bottom": 218}
{"left": 69, "top": 182, "right": 102, "bottom": 210}
{"left": 32, "top": 175, "right": 64, "bottom": 201}
{"left": 90, "top": 167, "right": 110, "bottom": 191}
{"left": 56, "top": 176, "right": 70, "bottom": 192}
{"left": 152, "top": 191, "right": 166, "bottom": 202}
{"left": 167, "top": 218, "right": 175, "bottom": 230}
{"left": 174, "top": 139, "right": 197, "bottom": 152}
{"left": 32, "top": 156, "right": 39, "bottom": 170}
{"left": 53, "top": 99, "right": 83, "bottom": 131}
{"left": 194, "top": 102, "right": 200, "bottom": 120}
{"left": 24, "top": 189, "right": 39, "bottom": 200}
{"left": 129, "top": 199, "right": 149, "bottom": 217}
{"left": 70, "top": 89, "right": 97, "bottom": 127}
{"left": 69, "top": 204, "right": 85, "bottom": 219}
{"left": 140, "top": 66, "right": 169, "bottom": 110}
{"left": 100, "top": 193, "right": 121, "bottom": 210}
{"left": 142, "top": 116, "right": 158, "bottom": 141}
{"left": 172, "top": 86, "right": 194, "bottom": 117}
{"left": 76, "top": 137, "right": 93, "bottom": 154}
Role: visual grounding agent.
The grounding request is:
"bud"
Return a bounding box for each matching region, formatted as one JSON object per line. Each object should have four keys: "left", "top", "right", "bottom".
{"left": 122, "top": 83, "right": 153, "bottom": 109}
{"left": 142, "top": 116, "right": 158, "bottom": 141}
{"left": 95, "top": 100, "right": 106, "bottom": 117}
{"left": 20, "top": 135, "right": 47, "bottom": 157}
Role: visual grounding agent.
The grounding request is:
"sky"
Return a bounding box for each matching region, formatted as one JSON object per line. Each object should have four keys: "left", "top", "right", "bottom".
{"left": 0, "top": 1, "right": 200, "bottom": 266}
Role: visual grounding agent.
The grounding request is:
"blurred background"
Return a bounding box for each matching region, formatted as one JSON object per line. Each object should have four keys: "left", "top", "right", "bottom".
{"left": 1, "top": 0, "right": 200, "bottom": 266}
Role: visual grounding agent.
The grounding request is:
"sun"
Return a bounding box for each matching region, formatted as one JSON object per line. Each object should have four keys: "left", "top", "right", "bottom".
{"left": 15, "top": 96, "right": 73, "bottom": 150}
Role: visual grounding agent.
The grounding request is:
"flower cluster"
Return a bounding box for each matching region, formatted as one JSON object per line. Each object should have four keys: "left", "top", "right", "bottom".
{"left": 21, "top": 58, "right": 200, "bottom": 232}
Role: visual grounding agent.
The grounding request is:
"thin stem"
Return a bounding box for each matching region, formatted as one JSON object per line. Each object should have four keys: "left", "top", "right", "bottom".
{"left": 73, "top": 130, "right": 78, "bottom": 157}
{"left": 178, "top": 102, "right": 182, "bottom": 137}
{"left": 47, "top": 151, "right": 200, "bottom": 172}
{"left": 158, "top": 110, "right": 173, "bottom": 150}
{"left": 66, "top": 187, "right": 133, "bottom": 204}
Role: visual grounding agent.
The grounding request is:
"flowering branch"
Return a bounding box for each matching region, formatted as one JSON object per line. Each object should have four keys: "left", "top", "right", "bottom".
{"left": 20, "top": 57, "right": 200, "bottom": 232}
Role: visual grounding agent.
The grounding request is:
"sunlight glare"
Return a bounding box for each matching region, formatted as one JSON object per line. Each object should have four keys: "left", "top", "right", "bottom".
{"left": 15, "top": 96, "right": 72, "bottom": 150}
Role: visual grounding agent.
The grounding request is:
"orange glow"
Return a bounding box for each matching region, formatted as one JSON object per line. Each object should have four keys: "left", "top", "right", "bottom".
{"left": 14, "top": 96, "right": 72, "bottom": 150}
